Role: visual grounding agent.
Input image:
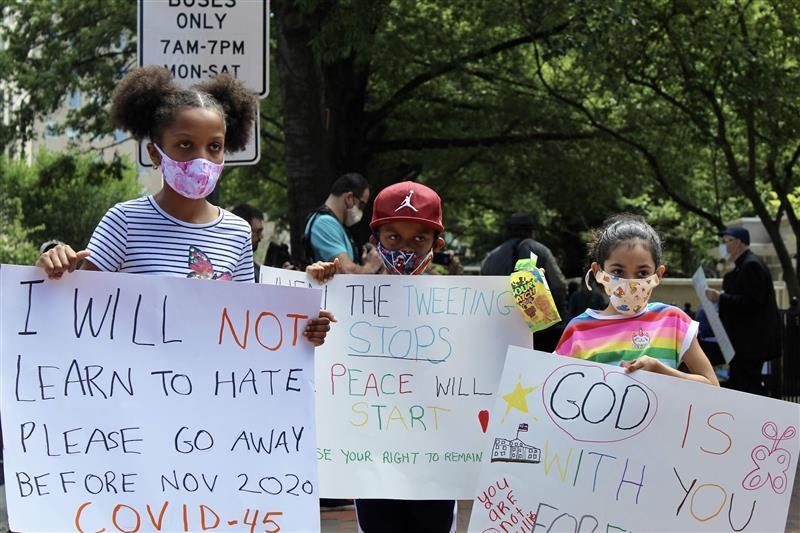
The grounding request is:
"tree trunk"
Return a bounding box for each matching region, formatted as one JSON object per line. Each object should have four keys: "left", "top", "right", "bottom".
{"left": 274, "top": 3, "right": 384, "bottom": 259}
{"left": 760, "top": 218, "right": 800, "bottom": 301}
{"left": 274, "top": 4, "right": 333, "bottom": 261}
{"left": 745, "top": 191, "right": 800, "bottom": 300}
{"left": 322, "top": 56, "right": 372, "bottom": 175}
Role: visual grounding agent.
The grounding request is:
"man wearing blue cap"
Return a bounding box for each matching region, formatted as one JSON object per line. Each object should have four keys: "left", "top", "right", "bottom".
{"left": 705, "top": 227, "right": 780, "bottom": 395}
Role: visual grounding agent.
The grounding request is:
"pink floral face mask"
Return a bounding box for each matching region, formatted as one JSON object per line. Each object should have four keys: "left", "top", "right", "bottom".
{"left": 155, "top": 144, "right": 224, "bottom": 199}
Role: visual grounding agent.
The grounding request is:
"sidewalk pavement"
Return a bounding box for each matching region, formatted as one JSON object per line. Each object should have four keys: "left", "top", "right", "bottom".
{"left": 321, "top": 500, "right": 473, "bottom": 532}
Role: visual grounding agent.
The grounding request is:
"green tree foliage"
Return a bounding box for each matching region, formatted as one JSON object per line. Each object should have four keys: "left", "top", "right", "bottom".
{"left": 0, "top": 152, "right": 142, "bottom": 252}
{"left": 273, "top": 0, "right": 634, "bottom": 267}
{"left": 0, "top": 0, "right": 136, "bottom": 151}
{"left": 0, "top": 195, "right": 40, "bottom": 265}
{"left": 535, "top": 0, "right": 800, "bottom": 293}
{"left": 3, "top": 1, "right": 799, "bottom": 289}
{"left": 1, "top": 0, "right": 618, "bottom": 270}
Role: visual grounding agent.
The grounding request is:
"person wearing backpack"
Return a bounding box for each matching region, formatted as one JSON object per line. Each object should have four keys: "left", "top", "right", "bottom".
{"left": 303, "top": 173, "right": 382, "bottom": 274}
{"left": 480, "top": 212, "right": 568, "bottom": 351}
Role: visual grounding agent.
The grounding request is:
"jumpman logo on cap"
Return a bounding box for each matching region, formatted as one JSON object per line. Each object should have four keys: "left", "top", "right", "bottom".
{"left": 395, "top": 190, "right": 419, "bottom": 212}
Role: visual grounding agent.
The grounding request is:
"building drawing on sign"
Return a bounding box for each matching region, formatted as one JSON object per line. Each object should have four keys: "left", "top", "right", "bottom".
{"left": 491, "top": 423, "right": 541, "bottom": 464}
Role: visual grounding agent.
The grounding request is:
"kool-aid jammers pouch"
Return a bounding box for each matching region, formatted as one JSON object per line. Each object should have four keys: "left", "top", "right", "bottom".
{"left": 510, "top": 254, "right": 561, "bottom": 333}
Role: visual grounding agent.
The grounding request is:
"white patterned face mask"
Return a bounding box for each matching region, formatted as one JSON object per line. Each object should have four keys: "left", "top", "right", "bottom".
{"left": 155, "top": 144, "right": 224, "bottom": 199}
{"left": 594, "top": 270, "right": 661, "bottom": 315}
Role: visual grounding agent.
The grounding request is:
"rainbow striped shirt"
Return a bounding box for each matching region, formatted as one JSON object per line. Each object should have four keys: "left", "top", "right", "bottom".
{"left": 555, "top": 302, "right": 698, "bottom": 368}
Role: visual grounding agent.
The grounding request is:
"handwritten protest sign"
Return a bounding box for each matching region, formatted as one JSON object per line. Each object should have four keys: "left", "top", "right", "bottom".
{"left": 261, "top": 267, "right": 532, "bottom": 499}
{"left": 469, "top": 346, "right": 800, "bottom": 532}
{"left": 0, "top": 265, "right": 322, "bottom": 532}
{"left": 692, "top": 267, "right": 735, "bottom": 363}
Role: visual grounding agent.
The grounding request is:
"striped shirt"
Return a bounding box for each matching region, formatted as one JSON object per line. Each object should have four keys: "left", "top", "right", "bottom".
{"left": 86, "top": 196, "right": 254, "bottom": 282}
{"left": 555, "top": 302, "right": 698, "bottom": 368}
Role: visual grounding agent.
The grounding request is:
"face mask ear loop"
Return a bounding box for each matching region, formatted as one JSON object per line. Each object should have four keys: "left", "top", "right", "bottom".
{"left": 585, "top": 269, "right": 594, "bottom": 291}
{"left": 652, "top": 272, "right": 662, "bottom": 288}
{"left": 410, "top": 249, "right": 434, "bottom": 275}
{"left": 154, "top": 144, "right": 166, "bottom": 171}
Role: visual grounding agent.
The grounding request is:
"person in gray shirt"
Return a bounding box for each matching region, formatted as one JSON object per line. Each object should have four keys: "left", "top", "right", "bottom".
{"left": 480, "top": 213, "right": 568, "bottom": 351}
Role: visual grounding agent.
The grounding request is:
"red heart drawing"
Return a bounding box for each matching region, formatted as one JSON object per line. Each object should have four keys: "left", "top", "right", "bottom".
{"left": 478, "top": 410, "right": 490, "bottom": 433}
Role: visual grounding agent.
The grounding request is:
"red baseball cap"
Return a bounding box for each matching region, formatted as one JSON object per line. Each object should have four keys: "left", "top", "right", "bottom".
{"left": 370, "top": 181, "right": 444, "bottom": 233}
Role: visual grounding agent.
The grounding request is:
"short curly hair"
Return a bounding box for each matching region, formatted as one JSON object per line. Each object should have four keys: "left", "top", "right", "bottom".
{"left": 110, "top": 65, "right": 258, "bottom": 152}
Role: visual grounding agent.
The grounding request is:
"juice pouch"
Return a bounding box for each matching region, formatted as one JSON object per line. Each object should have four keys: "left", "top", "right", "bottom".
{"left": 510, "top": 253, "right": 561, "bottom": 333}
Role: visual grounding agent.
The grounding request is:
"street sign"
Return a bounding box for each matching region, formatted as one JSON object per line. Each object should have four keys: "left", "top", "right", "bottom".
{"left": 137, "top": 0, "right": 269, "bottom": 167}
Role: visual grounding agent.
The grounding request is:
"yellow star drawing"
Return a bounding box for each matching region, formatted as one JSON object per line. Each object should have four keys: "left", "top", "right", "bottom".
{"left": 501, "top": 378, "right": 538, "bottom": 421}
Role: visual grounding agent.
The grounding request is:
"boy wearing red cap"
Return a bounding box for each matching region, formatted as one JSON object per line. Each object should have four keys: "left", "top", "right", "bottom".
{"left": 308, "top": 181, "right": 446, "bottom": 280}
{"left": 307, "top": 181, "right": 456, "bottom": 532}
{"left": 368, "top": 181, "right": 445, "bottom": 274}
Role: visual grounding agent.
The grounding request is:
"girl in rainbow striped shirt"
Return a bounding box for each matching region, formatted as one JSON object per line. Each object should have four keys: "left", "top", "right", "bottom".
{"left": 555, "top": 214, "right": 719, "bottom": 386}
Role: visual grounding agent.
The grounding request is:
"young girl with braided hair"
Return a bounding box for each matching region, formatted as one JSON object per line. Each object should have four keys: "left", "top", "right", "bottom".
{"left": 36, "top": 66, "right": 332, "bottom": 344}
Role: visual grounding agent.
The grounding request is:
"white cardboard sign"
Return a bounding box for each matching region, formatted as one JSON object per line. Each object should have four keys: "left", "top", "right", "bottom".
{"left": 1, "top": 265, "right": 321, "bottom": 532}
{"left": 261, "top": 267, "right": 533, "bottom": 499}
{"left": 692, "top": 267, "right": 735, "bottom": 363}
{"left": 468, "top": 346, "right": 800, "bottom": 532}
